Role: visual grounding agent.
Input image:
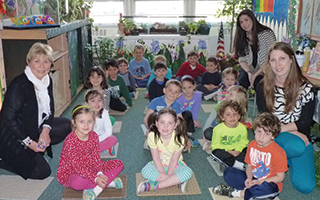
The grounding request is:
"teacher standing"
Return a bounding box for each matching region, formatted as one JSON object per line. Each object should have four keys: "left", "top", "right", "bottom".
{"left": 234, "top": 9, "right": 276, "bottom": 89}
{"left": 0, "top": 43, "right": 71, "bottom": 179}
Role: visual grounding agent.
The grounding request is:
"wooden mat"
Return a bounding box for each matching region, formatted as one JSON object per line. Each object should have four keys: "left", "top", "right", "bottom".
{"left": 201, "top": 104, "right": 215, "bottom": 113}
{"left": 208, "top": 187, "right": 280, "bottom": 200}
{"left": 0, "top": 175, "right": 53, "bottom": 200}
{"left": 112, "top": 121, "right": 122, "bottom": 134}
{"left": 62, "top": 174, "right": 127, "bottom": 200}
{"left": 136, "top": 173, "right": 201, "bottom": 196}
{"left": 143, "top": 106, "right": 148, "bottom": 115}
{"left": 100, "top": 143, "right": 119, "bottom": 159}
{"left": 133, "top": 90, "right": 139, "bottom": 100}
{"left": 198, "top": 139, "right": 211, "bottom": 154}
{"left": 207, "top": 157, "right": 223, "bottom": 177}
{"left": 141, "top": 124, "right": 148, "bottom": 136}
{"left": 109, "top": 107, "right": 130, "bottom": 116}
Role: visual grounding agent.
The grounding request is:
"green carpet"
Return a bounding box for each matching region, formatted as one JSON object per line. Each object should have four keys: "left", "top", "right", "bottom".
{"left": 1, "top": 89, "right": 320, "bottom": 200}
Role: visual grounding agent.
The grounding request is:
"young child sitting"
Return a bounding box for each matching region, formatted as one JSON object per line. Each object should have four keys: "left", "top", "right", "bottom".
{"left": 204, "top": 67, "right": 238, "bottom": 101}
{"left": 57, "top": 104, "right": 124, "bottom": 200}
{"left": 203, "top": 85, "right": 248, "bottom": 142}
{"left": 196, "top": 57, "right": 221, "bottom": 99}
{"left": 213, "top": 112, "right": 288, "bottom": 200}
{"left": 148, "top": 62, "right": 169, "bottom": 102}
{"left": 105, "top": 59, "right": 132, "bottom": 111}
{"left": 147, "top": 55, "right": 172, "bottom": 86}
{"left": 117, "top": 58, "right": 136, "bottom": 95}
{"left": 210, "top": 100, "right": 249, "bottom": 171}
{"left": 137, "top": 107, "right": 193, "bottom": 193}
{"left": 175, "top": 50, "right": 207, "bottom": 84}
{"left": 84, "top": 66, "right": 111, "bottom": 111}
{"left": 128, "top": 45, "right": 151, "bottom": 88}
{"left": 85, "top": 89, "right": 118, "bottom": 156}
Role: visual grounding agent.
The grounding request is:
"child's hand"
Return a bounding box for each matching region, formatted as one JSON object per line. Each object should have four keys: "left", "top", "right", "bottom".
{"left": 194, "top": 120, "right": 201, "bottom": 128}
{"left": 245, "top": 178, "right": 253, "bottom": 188}
{"left": 96, "top": 174, "right": 108, "bottom": 188}
{"left": 251, "top": 179, "right": 263, "bottom": 186}
{"left": 227, "top": 150, "right": 240, "bottom": 157}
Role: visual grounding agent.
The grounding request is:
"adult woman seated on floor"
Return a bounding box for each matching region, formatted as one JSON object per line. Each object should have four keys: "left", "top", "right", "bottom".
{"left": 234, "top": 9, "right": 276, "bottom": 89}
{"left": 0, "top": 43, "right": 71, "bottom": 180}
{"left": 256, "top": 42, "right": 316, "bottom": 193}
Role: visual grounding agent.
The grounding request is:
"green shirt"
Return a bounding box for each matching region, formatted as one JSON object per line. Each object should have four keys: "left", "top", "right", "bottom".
{"left": 108, "top": 75, "right": 132, "bottom": 106}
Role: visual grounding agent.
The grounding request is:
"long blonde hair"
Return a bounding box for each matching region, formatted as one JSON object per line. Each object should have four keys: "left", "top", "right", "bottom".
{"left": 264, "top": 42, "right": 310, "bottom": 113}
{"left": 227, "top": 85, "right": 248, "bottom": 115}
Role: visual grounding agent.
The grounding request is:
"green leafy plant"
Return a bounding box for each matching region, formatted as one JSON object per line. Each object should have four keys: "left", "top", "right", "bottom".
{"left": 188, "top": 22, "right": 199, "bottom": 35}
{"left": 85, "top": 37, "right": 116, "bottom": 67}
{"left": 59, "top": 0, "right": 93, "bottom": 22}
{"left": 124, "top": 19, "right": 137, "bottom": 34}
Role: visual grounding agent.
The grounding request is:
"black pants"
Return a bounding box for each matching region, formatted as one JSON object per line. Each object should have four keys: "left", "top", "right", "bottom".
{"left": 0, "top": 117, "right": 71, "bottom": 180}
{"left": 203, "top": 127, "right": 213, "bottom": 141}
{"left": 238, "top": 69, "right": 263, "bottom": 89}
{"left": 182, "top": 111, "right": 195, "bottom": 133}
{"left": 110, "top": 96, "right": 127, "bottom": 112}
{"left": 211, "top": 147, "right": 247, "bottom": 167}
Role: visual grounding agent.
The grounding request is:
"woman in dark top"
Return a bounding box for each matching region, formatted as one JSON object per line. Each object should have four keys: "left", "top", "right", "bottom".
{"left": 0, "top": 43, "right": 71, "bottom": 179}
{"left": 256, "top": 42, "right": 315, "bottom": 194}
{"left": 234, "top": 9, "right": 276, "bottom": 89}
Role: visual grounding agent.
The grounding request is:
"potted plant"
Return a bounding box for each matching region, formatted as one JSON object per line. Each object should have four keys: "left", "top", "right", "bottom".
{"left": 198, "top": 20, "right": 211, "bottom": 35}
{"left": 85, "top": 37, "right": 116, "bottom": 67}
{"left": 124, "top": 19, "right": 138, "bottom": 35}
{"left": 188, "top": 22, "right": 199, "bottom": 35}
{"left": 118, "top": 13, "right": 126, "bottom": 36}
{"left": 59, "top": 0, "right": 93, "bottom": 22}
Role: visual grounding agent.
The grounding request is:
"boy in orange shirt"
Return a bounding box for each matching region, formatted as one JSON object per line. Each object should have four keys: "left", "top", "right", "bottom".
{"left": 213, "top": 112, "right": 288, "bottom": 200}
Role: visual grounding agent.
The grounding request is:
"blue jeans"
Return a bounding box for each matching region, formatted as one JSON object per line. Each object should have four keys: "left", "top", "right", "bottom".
{"left": 275, "top": 132, "right": 316, "bottom": 193}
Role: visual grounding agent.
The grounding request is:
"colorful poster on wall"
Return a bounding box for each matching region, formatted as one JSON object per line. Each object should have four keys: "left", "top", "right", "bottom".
{"left": 306, "top": 42, "right": 320, "bottom": 81}
{"left": 254, "top": 0, "right": 289, "bottom": 24}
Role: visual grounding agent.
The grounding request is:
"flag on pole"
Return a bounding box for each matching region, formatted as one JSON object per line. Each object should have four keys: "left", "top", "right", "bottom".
{"left": 216, "top": 22, "right": 225, "bottom": 60}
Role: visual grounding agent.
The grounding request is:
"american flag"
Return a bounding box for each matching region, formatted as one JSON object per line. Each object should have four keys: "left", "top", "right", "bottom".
{"left": 216, "top": 22, "right": 225, "bottom": 60}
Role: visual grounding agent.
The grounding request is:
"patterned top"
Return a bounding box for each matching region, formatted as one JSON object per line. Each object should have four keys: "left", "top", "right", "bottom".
{"left": 57, "top": 131, "right": 104, "bottom": 186}
{"left": 238, "top": 29, "right": 276, "bottom": 73}
{"left": 273, "top": 83, "right": 313, "bottom": 124}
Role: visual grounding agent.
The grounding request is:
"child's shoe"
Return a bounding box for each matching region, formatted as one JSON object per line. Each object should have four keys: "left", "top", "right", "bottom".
{"left": 144, "top": 92, "right": 149, "bottom": 99}
{"left": 137, "top": 180, "right": 159, "bottom": 193}
{"left": 180, "top": 181, "right": 188, "bottom": 193}
{"left": 212, "top": 184, "right": 236, "bottom": 197}
{"left": 129, "top": 92, "right": 135, "bottom": 98}
{"left": 83, "top": 189, "right": 96, "bottom": 200}
{"left": 189, "top": 138, "right": 200, "bottom": 147}
{"left": 113, "top": 177, "right": 123, "bottom": 189}
{"left": 103, "top": 146, "right": 115, "bottom": 156}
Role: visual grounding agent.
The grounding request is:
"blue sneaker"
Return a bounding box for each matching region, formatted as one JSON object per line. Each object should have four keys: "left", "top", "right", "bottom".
{"left": 190, "top": 138, "right": 200, "bottom": 147}
{"left": 113, "top": 177, "right": 123, "bottom": 189}
{"left": 83, "top": 189, "right": 96, "bottom": 200}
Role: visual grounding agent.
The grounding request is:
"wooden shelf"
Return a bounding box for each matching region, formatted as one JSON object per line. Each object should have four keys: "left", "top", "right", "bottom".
{"left": 53, "top": 50, "right": 68, "bottom": 61}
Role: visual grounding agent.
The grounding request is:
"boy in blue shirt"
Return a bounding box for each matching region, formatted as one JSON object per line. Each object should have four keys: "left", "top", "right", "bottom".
{"left": 128, "top": 45, "right": 151, "bottom": 88}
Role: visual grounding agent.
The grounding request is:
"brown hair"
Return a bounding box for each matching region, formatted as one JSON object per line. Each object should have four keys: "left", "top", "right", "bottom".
{"left": 154, "top": 62, "right": 167, "bottom": 71}
{"left": 254, "top": 112, "right": 281, "bottom": 137}
{"left": 165, "top": 79, "right": 182, "bottom": 92}
{"left": 117, "top": 57, "right": 128, "bottom": 65}
{"left": 227, "top": 85, "right": 248, "bottom": 115}
{"left": 71, "top": 104, "right": 95, "bottom": 129}
{"left": 222, "top": 67, "right": 238, "bottom": 79}
{"left": 154, "top": 55, "right": 166, "bottom": 64}
{"left": 148, "top": 107, "right": 188, "bottom": 147}
{"left": 264, "top": 42, "right": 310, "bottom": 113}
{"left": 187, "top": 50, "right": 199, "bottom": 58}
{"left": 84, "top": 66, "right": 108, "bottom": 89}
{"left": 134, "top": 44, "right": 144, "bottom": 52}
{"left": 217, "top": 100, "right": 244, "bottom": 123}
{"left": 85, "top": 89, "right": 104, "bottom": 118}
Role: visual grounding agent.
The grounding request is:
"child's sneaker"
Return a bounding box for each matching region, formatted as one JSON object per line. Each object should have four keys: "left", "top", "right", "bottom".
{"left": 129, "top": 92, "right": 135, "bottom": 98}
{"left": 212, "top": 184, "right": 235, "bottom": 197}
{"left": 83, "top": 189, "right": 96, "bottom": 200}
{"left": 137, "top": 180, "right": 159, "bottom": 193}
{"left": 113, "top": 177, "right": 123, "bottom": 189}
{"left": 190, "top": 138, "right": 200, "bottom": 147}
{"left": 210, "top": 153, "right": 228, "bottom": 167}
{"left": 103, "top": 146, "right": 115, "bottom": 156}
{"left": 180, "top": 181, "right": 188, "bottom": 193}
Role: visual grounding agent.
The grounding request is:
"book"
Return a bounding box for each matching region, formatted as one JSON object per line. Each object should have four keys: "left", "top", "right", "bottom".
{"left": 306, "top": 42, "right": 320, "bottom": 81}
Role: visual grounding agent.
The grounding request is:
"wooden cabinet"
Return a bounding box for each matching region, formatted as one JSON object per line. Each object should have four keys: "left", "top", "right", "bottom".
{"left": 0, "top": 20, "right": 91, "bottom": 116}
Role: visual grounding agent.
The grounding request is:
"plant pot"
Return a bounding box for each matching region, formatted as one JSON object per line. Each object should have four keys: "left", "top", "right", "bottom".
{"left": 199, "top": 24, "right": 210, "bottom": 35}
{"left": 131, "top": 30, "right": 139, "bottom": 36}
{"left": 118, "top": 23, "right": 125, "bottom": 36}
{"left": 296, "top": 54, "right": 306, "bottom": 68}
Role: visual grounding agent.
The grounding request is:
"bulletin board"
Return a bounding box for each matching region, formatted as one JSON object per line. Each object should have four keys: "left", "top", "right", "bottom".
{"left": 297, "top": 0, "right": 320, "bottom": 40}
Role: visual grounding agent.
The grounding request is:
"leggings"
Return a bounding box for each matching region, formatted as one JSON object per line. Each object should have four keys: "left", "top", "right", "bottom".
{"left": 275, "top": 132, "right": 315, "bottom": 193}
{"left": 99, "top": 136, "right": 118, "bottom": 152}
{"left": 141, "top": 161, "right": 193, "bottom": 183}
{"left": 68, "top": 159, "right": 124, "bottom": 190}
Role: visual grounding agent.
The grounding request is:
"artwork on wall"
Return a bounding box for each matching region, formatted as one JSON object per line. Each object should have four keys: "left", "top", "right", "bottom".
{"left": 311, "top": 0, "right": 320, "bottom": 36}
{"left": 306, "top": 42, "right": 320, "bottom": 81}
{"left": 297, "top": 0, "right": 320, "bottom": 39}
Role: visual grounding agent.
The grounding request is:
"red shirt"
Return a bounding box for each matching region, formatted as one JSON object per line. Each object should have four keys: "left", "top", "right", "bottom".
{"left": 175, "top": 62, "right": 206, "bottom": 79}
{"left": 245, "top": 140, "right": 287, "bottom": 191}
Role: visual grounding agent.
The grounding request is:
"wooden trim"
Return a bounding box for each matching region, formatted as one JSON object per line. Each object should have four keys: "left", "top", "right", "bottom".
{"left": 0, "top": 29, "right": 47, "bottom": 40}
{"left": 52, "top": 51, "right": 68, "bottom": 62}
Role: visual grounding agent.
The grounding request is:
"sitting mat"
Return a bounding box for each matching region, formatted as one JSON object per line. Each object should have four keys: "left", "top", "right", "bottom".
{"left": 201, "top": 104, "right": 215, "bottom": 113}
{"left": 112, "top": 121, "right": 122, "bottom": 134}
{"left": 207, "top": 157, "right": 223, "bottom": 177}
{"left": 0, "top": 175, "right": 53, "bottom": 200}
{"left": 208, "top": 187, "right": 280, "bottom": 200}
{"left": 109, "top": 107, "right": 130, "bottom": 116}
{"left": 136, "top": 173, "right": 201, "bottom": 196}
{"left": 100, "top": 143, "right": 119, "bottom": 159}
{"left": 133, "top": 90, "right": 139, "bottom": 100}
{"left": 62, "top": 174, "right": 127, "bottom": 200}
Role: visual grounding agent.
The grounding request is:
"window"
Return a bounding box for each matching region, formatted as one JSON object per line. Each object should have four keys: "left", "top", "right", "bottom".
{"left": 195, "top": 0, "right": 225, "bottom": 23}
{"left": 90, "top": 1, "right": 123, "bottom": 25}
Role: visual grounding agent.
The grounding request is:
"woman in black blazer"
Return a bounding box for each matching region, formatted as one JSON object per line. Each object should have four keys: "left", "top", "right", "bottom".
{"left": 0, "top": 43, "right": 71, "bottom": 179}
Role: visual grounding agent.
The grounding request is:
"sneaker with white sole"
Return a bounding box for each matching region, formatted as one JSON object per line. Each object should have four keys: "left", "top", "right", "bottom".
{"left": 212, "top": 184, "right": 236, "bottom": 197}
{"left": 83, "top": 189, "right": 96, "bottom": 200}
{"left": 180, "top": 181, "right": 188, "bottom": 193}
